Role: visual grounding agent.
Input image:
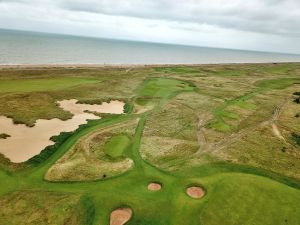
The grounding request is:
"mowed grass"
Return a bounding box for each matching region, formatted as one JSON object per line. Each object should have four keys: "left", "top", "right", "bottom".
{"left": 136, "top": 77, "right": 194, "bottom": 105}
{"left": 0, "top": 77, "right": 101, "bottom": 93}
{"left": 104, "top": 135, "right": 131, "bottom": 158}
{"left": 198, "top": 173, "right": 300, "bottom": 225}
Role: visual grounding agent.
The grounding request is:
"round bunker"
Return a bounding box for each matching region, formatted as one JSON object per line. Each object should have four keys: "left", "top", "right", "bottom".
{"left": 147, "top": 182, "right": 162, "bottom": 191}
{"left": 110, "top": 207, "right": 132, "bottom": 225}
{"left": 186, "top": 186, "right": 205, "bottom": 199}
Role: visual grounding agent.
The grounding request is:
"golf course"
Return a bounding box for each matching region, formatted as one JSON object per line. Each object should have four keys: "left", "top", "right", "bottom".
{"left": 0, "top": 63, "right": 300, "bottom": 225}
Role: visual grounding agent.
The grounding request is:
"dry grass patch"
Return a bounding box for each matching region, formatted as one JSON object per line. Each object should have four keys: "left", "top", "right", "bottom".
{"left": 223, "top": 126, "right": 300, "bottom": 180}
{"left": 46, "top": 119, "right": 139, "bottom": 181}
{"left": 0, "top": 92, "right": 72, "bottom": 126}
{"left": 140, "top": 136, "right": 198, "bottom": 170}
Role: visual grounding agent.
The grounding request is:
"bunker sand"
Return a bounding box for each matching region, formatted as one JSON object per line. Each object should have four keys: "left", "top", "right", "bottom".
{"left": 110, "top": 208, "right": 132, "bottom": 225}
{"left": 0, "top": 99, "right": 124, "bottom": 163}
{"left": 186, "top": 186, "right": 205, "bottom": 199}
{"left": 148, "top": 182, "right": 162, "bottom": 191}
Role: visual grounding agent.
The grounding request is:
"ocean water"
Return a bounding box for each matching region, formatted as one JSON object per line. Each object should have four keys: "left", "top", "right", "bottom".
{"left": 1, "top": 29, "right": 300, "bottom": 65}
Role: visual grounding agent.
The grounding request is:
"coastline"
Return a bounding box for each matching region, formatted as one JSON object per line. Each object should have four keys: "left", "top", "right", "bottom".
{"left": 0, "top": 62, "right": 300, "bottom": 70}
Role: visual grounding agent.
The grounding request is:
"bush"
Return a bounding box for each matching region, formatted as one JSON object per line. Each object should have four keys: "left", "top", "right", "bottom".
{"left": 293, "top": 92, "right": 300, "bottom": 96}
{"left": 124, "top": 102, "right": 134, "bottom": 113}
{"left": 294, "top": 98, "right": 300, "bottom": 104}
{"left": 291, "top": 133, "right": 300, "bottom": 146}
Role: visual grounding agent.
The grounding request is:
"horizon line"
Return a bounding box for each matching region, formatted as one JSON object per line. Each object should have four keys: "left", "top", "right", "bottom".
{"left": 1, "top": 27, "right": 300, "bottom": 57}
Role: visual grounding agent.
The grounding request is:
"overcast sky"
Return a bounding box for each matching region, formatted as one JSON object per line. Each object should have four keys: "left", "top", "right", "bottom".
{"left": 0, "top": 0, "right": 300, "bottom": 54}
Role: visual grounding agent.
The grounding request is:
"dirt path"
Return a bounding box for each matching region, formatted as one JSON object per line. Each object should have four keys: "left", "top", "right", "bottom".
{"left": 272, "top": 123, "right": 285, "bottom": 140}
{"left": 196, "top": 113, "right": 213, "bottom": 152}
{"left": 270, "top": 96, "right": 291, "bottom": 141}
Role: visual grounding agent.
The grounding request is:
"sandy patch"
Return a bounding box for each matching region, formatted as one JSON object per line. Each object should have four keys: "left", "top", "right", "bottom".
{"left": 186, "top": 186, "right": 205, "bottom": 199}
{"left": 0, "top": 99, "right": 124, "bottom": 163}
{"left": 110, "top": 208, "right": 132, "bottom": 225}
{"left": 59, "top": 99, "right": 125, "bottom": 115}
{"left": 272, "top": 123, "right": 285, "bottom": 141}
{"left": 147, "top": 182, "right": 162, "bottom": 191}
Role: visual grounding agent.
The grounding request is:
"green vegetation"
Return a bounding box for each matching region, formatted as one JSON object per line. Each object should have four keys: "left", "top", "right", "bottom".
{"left": 255, "top": 78, "right": 299, "bottom": 90}
{"left": 292, "top": 133, "right": 300, "bottom": 146}
{"left": 0, "top": 77, "right": 101, "bottom": 93}
{"left": 45, "top": 117, "right": 138, "bottom": 181}
{"left": 136, "top": 77, "right": 194, "bottom": 105}
{"left": 153, "top": 66, "right": 200, "bottom": 74}
{"left": 104, "top": 135, "right": 131, "bottom": 158}
{"left": 0, "top": 191, "right": 94, "bottom": 225}
{"left": 123, "top": 102, "right": 134, "bottom": 113}
{"left": 0, "top": 64, "right": 300, "bottom": 225}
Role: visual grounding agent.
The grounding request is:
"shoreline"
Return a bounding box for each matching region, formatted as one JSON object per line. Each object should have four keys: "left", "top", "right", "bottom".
{"left": 0, "top": 62, "right": 300, "bottom": 69}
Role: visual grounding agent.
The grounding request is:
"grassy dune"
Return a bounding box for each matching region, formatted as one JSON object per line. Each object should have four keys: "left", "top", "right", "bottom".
{"left": 0, "top": 64, "right": 300, "bottom": 225}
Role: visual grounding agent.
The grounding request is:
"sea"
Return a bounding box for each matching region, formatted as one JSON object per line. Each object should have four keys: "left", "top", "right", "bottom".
{"left": 1, "top": 29, "right": 300, "bottom": 65}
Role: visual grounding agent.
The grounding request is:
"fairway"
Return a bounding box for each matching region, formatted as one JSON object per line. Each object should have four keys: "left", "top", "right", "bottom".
{"left": 0, "top": 64, "right": 300, "bottom": 225}
{"left": 0, "top": 77, "right": 101, "bottom": 93}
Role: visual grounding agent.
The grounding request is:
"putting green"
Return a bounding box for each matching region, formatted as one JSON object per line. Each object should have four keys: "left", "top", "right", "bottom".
{"left": 104, "top": 135, "right": 131, "bottom": 158}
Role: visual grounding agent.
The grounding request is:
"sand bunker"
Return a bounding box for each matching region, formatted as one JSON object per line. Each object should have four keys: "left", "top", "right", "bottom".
{"left": 110, "top": 208, "right": 132, "bottom": 225}
{"left": 186, "top": 186, "right": 205, "bottom": 199}
{"left": 59, "top": 99, "right": 125, "bottom": 115}
{"left": 0, "top": 99, "right": 124, "bottom": 163}
{"left": 148, "top": 182, "right": 162, "bottom": 191}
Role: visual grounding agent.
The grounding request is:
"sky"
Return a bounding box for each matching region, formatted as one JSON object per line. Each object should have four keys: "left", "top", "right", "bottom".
{"left": 0, "top": 0, "right": 300, "bottom": 54}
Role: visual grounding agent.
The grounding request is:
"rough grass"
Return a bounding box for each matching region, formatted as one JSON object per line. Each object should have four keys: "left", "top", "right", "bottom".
{"left": 224, "top": 126, "right": 300, "bottom": 180}
{"left": 45, "top": 118, "right": 138, "bottom": 181}
{"left": 0, "top": 190, "right": 94, "bottom": 225}
{"left": 0, "top": 92, "right": 73, "bottom": 126}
